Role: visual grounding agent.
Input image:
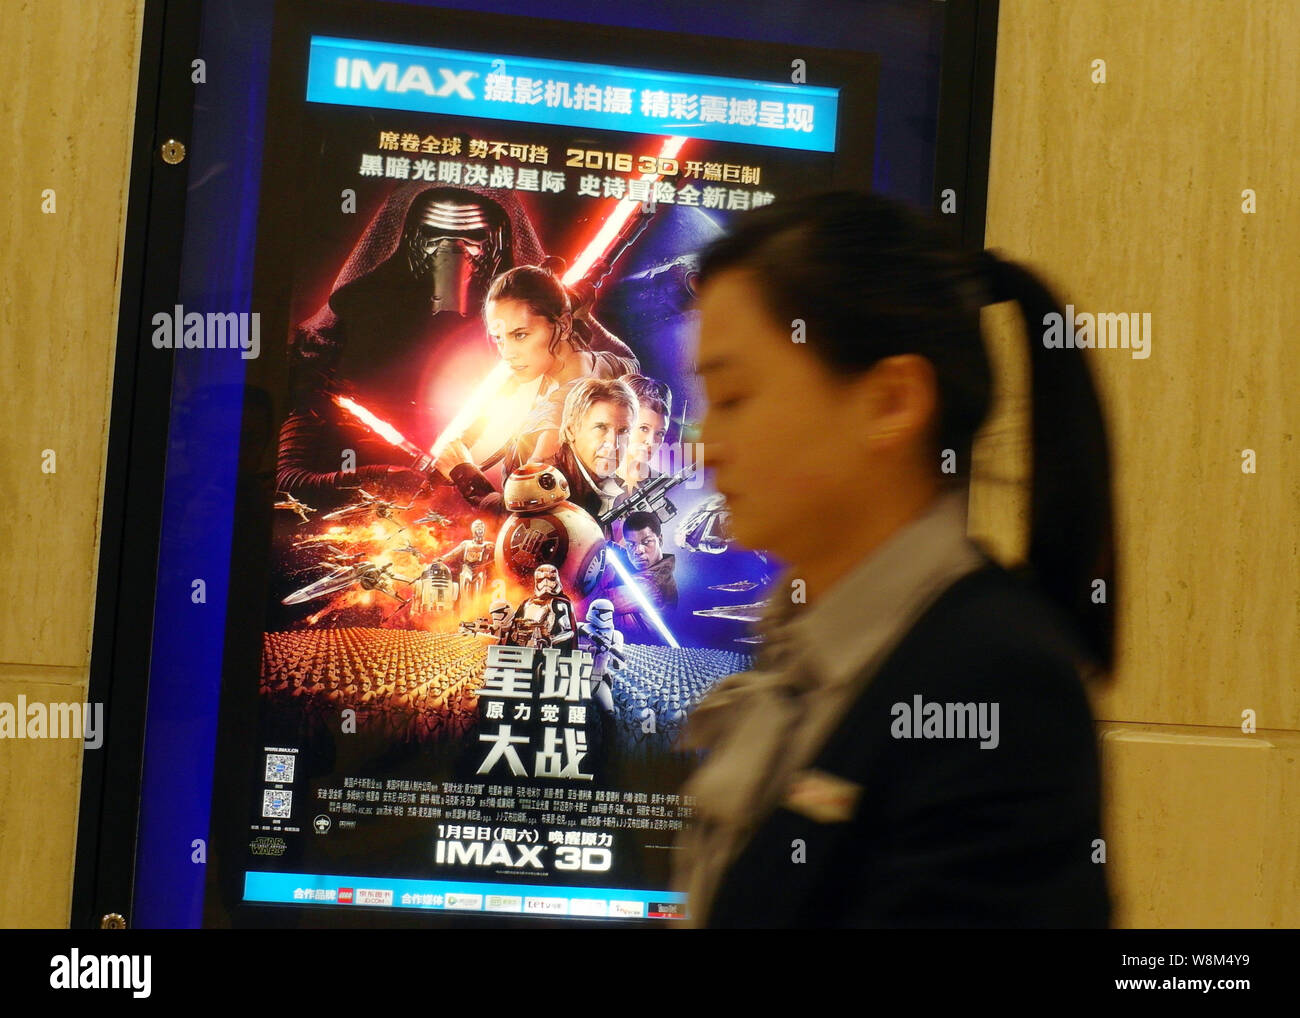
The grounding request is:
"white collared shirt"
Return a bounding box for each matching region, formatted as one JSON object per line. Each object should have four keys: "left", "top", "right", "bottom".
{"left": 670, "top": 488, "right": 989, "bottom": 927}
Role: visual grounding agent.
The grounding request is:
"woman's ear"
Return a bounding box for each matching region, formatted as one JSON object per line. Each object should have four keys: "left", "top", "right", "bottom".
{"left": 857, "top": 354, "right": 939, "bottom": 449}
{"left": 557, "top": 310, "right": 575, "bottom": 341}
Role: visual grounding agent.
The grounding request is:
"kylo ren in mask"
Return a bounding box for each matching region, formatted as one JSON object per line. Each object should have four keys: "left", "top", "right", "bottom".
{"left": 276, "top": 182, "right": 543, "bottom": 507}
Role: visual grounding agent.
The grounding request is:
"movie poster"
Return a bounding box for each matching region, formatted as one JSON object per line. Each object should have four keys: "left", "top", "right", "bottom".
{"left": 212, "top": 2, "right": 875, "bottom": 923}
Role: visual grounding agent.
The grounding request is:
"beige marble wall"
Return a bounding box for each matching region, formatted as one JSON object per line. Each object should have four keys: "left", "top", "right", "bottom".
{"left": 0, "top": 0, "right": 146, "bottom": 928}
{"left": 972, "top": 0, "right": 1300, "bottom": 925}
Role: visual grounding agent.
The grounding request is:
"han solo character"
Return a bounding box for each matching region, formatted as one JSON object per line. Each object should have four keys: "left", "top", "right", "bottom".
{"left": 606, "top": 510, "right": 678, "bottom": 642}
{"left": 546, "top": 377, "right": 637, "bottom": 529}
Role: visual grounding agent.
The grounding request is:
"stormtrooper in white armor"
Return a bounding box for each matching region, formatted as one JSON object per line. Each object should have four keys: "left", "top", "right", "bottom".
{"left": 503, "top": 564, "right": 575, "bottom": 649}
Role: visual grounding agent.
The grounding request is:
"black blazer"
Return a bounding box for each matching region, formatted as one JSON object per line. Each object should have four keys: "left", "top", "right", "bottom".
{"left": 703, "top": 562, "right": 1110, "bottom": 928}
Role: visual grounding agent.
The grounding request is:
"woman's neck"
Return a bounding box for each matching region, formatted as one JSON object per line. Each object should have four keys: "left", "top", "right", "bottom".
{"left": 547, "top": 348, "right": 591, "bottom": 387}
{"left": 790, "top": 479, "right": 944, "bottom": 606}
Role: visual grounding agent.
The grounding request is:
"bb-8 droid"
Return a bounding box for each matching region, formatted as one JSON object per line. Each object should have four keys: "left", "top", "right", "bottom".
{"left": 494, "top": 462, "right": 607, "bottom": 596}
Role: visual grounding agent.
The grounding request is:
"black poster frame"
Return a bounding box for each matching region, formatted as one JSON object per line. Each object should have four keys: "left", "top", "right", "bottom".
{"left": 72, "top": 0, "right": 999, "bottom": 930}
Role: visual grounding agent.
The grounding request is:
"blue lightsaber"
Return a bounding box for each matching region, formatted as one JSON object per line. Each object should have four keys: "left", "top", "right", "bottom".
{"left": 605, "top": 551, "right": 680, "bottom": 648}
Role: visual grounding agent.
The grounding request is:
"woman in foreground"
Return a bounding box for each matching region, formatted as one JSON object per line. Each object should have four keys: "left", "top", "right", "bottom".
{"left": 672, "top": 190, "right": 1116, "bottom": 929}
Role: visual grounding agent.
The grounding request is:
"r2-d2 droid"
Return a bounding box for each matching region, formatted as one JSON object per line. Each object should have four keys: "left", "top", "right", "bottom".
{"left": 410, "top": 559, "right": 457, "bottom": 617}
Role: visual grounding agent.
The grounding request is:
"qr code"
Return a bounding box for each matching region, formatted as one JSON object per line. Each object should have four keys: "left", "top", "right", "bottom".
{"left": 262, "top": 789, "right": 293, "bottom": 819}
{"left": 264, "top": 753, "right": 295, "bottom": 783}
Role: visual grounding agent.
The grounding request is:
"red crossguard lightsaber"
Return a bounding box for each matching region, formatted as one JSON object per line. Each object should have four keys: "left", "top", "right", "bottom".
{"left": 332, "top": 394, "right": 441, "bottom": 476}
{"left": 565, "top": 135, "right": 689, "bottom": 286}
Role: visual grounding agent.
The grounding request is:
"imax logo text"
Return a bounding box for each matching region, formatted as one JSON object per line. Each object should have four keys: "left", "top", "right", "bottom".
{"left": 435, "top": 839, "right": 545, "bottom": 869}
{"left": 334, "top": 58, "right": 477, "bottom": 99}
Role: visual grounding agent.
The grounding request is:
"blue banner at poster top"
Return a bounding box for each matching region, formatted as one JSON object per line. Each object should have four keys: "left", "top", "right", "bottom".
{"left": 307, "top": 36, "right": 839, "bottom": 153}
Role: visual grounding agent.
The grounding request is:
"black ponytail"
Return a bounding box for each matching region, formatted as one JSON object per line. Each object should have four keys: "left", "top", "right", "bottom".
{"left": 977, "top": 250, "right": 1116, "bottom": 674}
{"left": 484, "top": 261, "right": 593, "bottom": 355}
{"left": 695, "top": 191, "right": 1116, "bottom": 674}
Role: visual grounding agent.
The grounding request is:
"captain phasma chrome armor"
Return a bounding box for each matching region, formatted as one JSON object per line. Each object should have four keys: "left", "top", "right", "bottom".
{"left": 503, "top": 564, "right": 575, "bottom": 649}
